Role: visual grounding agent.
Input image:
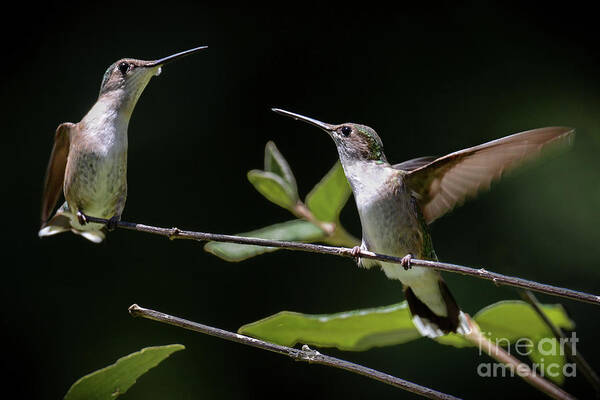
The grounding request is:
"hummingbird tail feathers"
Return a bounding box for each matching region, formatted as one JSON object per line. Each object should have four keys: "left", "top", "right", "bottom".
{"left": 404, "top": 281, "right": 470, "bottom": 338}
{"left": 38, "top": 203, "right": 105, "bottom": 244}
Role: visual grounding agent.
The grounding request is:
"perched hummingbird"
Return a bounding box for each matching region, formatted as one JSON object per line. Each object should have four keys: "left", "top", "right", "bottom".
{"left": 39, "top": 46, "right": 207, "bottom": 243}
{"left": 273, "top": 108, "right": 573, "bottom": 338}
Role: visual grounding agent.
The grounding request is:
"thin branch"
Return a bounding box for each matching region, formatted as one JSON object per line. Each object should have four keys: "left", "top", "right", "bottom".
{"left": 519, "top": 290, "right": 600, "bottom": 397}
{"left": 87, "top": 215, "right": 600, "bottom": 306}
{"left": 464, "top": 316, "right": 576, "bottom": 400}
{"left": 128, "top": 304, "right": 461, "bottom": 400}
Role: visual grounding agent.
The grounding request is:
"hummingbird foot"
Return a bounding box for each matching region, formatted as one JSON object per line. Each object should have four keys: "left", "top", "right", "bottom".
{"left": 350, "top": 246, "right": 362, "bottom": 265}
{"left": 105, "top": 216, "right": 120, "bottom": 231}
{"left": 401, "top": 254, "right": 413, "bottom": 270}
{"left": 77, "top": 211, "right": 88, "bottom": 226}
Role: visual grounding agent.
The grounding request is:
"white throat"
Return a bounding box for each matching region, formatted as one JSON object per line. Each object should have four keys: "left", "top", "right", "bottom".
{"left": 342, "top": 161, "right": 396, "bottom": 207}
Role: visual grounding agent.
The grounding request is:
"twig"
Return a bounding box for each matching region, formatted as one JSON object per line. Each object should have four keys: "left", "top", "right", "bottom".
{"left": 128, "top": 304, "right": 461, "bottom": 400}
{"left": 292, "top": 201, "right": 336, "bottom": 236}
{"left": 86, "top": 215, "right": 600, "bottom": 306}
{"left": 464, "top": 316, "right": 576, "bottom": 400}
{"left": 291, "top": 201, "right": 360, "bottom": 246}
{"left": 519, "top": 290, "right": 600, "bottom": 397}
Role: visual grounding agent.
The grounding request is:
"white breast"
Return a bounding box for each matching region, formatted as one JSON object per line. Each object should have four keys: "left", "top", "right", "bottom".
{"left": 343, "top": 162, "right": 446, "bottom": 317}
{"left": 67, "top": 98, "right": 130, "bottom": 217}
{"left": 344, "top": 162, "right": 419, "bottom": 252}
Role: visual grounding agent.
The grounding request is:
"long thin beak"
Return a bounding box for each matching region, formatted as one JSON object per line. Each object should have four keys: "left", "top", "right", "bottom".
{"left": 271, "top": 108, "right": 335, "bottom": 132}
{"left": 145, "top": 45, "right": 208, "bottom": 67}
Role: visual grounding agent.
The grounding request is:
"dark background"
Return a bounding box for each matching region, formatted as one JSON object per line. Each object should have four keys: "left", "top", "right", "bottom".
{"left": 5, "top": 2, "right": 600, "bottom": 399}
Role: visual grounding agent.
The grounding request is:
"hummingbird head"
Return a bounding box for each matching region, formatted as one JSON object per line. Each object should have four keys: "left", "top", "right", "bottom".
{"left": 272, "top": 108, "right": 387, "bottom": 164}
{"left": 98, "top": 46, "right": 207, "bottom": 113}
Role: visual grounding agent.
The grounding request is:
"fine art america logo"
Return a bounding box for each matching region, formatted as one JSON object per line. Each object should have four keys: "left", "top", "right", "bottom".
{"left": 477, "top": 332, "right": 577, "bottom": 379}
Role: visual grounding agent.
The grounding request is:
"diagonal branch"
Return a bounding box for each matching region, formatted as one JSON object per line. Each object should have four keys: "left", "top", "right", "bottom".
{"left": 128, "top": 304, "right": 461, "bottom": 400}
{"left": 464, "top": 316, "right": 576, "bottom": 400}
{"left": 85, "top": 216, "right": 600, "bottom": 306}
{"left": 519, "top": 290, "right": 600, "bottom": 397}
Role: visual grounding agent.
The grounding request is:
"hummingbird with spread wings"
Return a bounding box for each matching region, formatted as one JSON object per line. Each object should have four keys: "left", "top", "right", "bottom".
{"left": 39, "top": 46, "right": 206, "bottom": 243}
{"left": 273, "top": 108, "right": 573, "bottom": 338}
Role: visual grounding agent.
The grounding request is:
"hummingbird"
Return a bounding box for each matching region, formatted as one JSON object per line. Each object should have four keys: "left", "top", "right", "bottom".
{"left": 273, "top": 108, "right": 574, "bottom": 338}
{"left": 39, "top": 46, "right": 207, "bottom": 243}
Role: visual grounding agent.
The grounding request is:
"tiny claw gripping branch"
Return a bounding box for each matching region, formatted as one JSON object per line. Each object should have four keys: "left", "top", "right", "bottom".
{"left": 168, "top": 227, "right": 181, "bottom": 240}
{"left": 401, "top": 254, "right": 413, "bottom": 270}
{"left": 106, "top": 216, "right": 120, "bottom": 231}
{"left": 350, "top": 245, "right": 362, "bottom": 264}
{"left": 77, "top": 211, "right": 88, "bottom": 225}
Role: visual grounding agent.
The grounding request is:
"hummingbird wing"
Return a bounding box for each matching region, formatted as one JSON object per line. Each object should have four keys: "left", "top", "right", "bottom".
{"left": 393, "top": 156, "right": 438, "bottom": 172}
{"left": 405, "top": 126, "right": 574, "bottom": 224}
{"left": 41, "top": 122, "right": 75, "bottom": 225}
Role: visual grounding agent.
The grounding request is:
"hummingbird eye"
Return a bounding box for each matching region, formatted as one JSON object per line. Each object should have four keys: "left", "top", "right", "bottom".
{"left": 341, "top": 126, "right": 352, "bottom": 137}
{"left": 118, "top": 62, "right": 130, "bottom": 75}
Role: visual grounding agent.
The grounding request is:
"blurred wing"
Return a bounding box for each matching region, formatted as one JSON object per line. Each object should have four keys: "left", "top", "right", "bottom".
{"left": 406, "top": 127, "right": 574, "bottom": 224}
{"left": 41, "top": 122, "right": 74, "bottom": 224}
{"left": 393, "top": 156, "right": 438, "bottom": 172}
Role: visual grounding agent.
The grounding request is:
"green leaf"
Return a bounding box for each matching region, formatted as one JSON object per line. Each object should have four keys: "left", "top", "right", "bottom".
{"left": 239, "top": 302, "right": 421, "bottom": 351}
{"left": 305, "top": 162, "right": 351, "bottom": 222}
{"left": 248, "top": 170, "right": 298, "bottom": 210}
{"left": 239, "top": 299, "right": 575, "bottom": 385}
{"left": 472, "top": 300, "right": 574, "bottom": 343}
{"left": 437, "top": 300, "right": 575, "bottom": 349}
{"left": 204, "top": 219, "right": 325, "bottom": 262}
{"left": 436, "top": 300, "right": 574, "bottom": 384}
{"left": 248, "top": 141, "right": 299, "bottom": 209}
{"left": 435, "top": 332, "right": 472, "bottom": 348}
{"left": 264, "top": 141, "right": 298, "bottom": 197}
{"left": 529, "top": 338, "right": 568, "bottom": 384}
{"left": 471, "top": 300, "right": 574, "bottom": 385}
{"left": 64, "top": 344, "right": 184, "bottom": 400}
{"left": 240, "top": 299, "right": 574, "bottom": 361}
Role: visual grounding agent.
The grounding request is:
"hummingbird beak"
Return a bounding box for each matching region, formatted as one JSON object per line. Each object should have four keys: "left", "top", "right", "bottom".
{"left": 271, "top": 108, "right": 335, "bottom": 133}
{"left": 144, "top": 45, "right": 208, "bottom": 68}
